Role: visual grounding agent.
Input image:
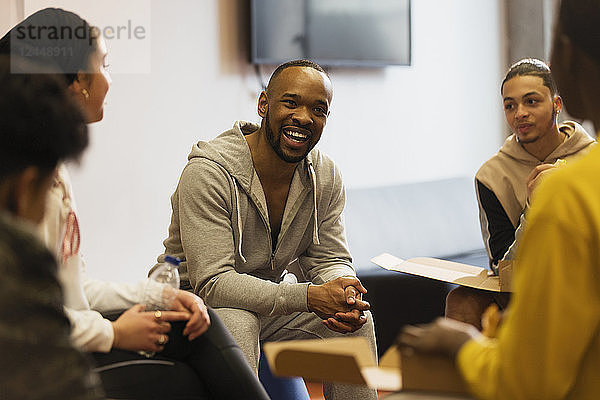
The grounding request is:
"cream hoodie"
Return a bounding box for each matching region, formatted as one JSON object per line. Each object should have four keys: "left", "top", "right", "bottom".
{"left": 476, "top": 121, "right": 595, "bottom": 227}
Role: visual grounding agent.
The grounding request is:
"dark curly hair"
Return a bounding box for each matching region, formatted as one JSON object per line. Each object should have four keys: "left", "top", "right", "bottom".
{"left": 0, "top": 56, "right": 88, "bottom": 179}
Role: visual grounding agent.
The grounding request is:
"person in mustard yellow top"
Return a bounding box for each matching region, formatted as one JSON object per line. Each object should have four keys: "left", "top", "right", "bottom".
{"left": 398, "top": 0, "right": 600, "bottom": 399}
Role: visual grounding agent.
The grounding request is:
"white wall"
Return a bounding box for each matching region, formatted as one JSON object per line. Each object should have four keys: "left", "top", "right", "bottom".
{"left": 0, "top": 0, "right": 22, "bottom": 31}
{"left": 2, "top": 0, "right": 504, "bottom": 283}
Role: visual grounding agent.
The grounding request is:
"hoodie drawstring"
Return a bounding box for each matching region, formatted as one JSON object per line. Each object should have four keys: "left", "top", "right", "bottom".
{"left": 308, "top": 162, "right": 320, "bottom": 245}
{"left": 232, "top": 180, "right": 247, "bottom": 263}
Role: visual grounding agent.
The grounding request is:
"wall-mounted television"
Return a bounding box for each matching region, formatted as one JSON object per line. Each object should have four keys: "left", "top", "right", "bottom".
{"left": 250, "top": 0, "right": 411, "bottom": 67}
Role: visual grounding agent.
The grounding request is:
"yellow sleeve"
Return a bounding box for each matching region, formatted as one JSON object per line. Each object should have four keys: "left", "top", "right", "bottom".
{"left": 456, "top": 173, "right": 600, "bottom": 399}
{"left": 457, "top": 338, "right": 500, "bottom": 399}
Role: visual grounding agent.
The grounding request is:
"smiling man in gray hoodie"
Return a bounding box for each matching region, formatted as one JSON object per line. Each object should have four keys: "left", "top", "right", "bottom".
{"left": 154, "top": 59, "right": 377, "bottom": 399}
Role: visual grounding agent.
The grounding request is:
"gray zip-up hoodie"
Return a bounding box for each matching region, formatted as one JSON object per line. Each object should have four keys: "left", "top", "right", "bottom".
{"left": 153, "top": 121, "right": 356, "bottom": 316}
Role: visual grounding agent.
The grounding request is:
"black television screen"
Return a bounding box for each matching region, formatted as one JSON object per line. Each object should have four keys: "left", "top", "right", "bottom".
{"left": 250, "top": 0, "right": 411, "bottom": 67}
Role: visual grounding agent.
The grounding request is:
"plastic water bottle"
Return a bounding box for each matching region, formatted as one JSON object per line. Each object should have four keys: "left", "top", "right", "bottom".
{"left": 139, "top": 255, "right": 181, "bottom": 357}
{"left": 144, "top": 255, "right": 181, "bottom": 311}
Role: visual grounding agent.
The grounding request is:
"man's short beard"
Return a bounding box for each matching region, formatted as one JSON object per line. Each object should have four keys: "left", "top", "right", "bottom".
{"left": 517, "top": 109, "right": 558, "bottom": 144}
{"left": 265, "top": 112, "right": 309, "bottom": 164}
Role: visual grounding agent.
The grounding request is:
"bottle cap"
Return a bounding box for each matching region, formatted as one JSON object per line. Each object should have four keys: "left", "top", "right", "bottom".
{"left": 164, "top": 255, "right": 181, "bottom": 266}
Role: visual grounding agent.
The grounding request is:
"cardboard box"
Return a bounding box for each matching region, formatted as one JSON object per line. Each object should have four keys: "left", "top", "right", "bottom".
{"left": 371, "top": 253, "right": 512, "bottom": 292}
{"left": 263, "top": 337, "right": 469, "bottom": 395}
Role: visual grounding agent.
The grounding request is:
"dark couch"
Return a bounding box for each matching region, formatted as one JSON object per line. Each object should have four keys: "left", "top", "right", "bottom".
{"left": 344, "top": 177, "right": 488, "bottom": 355}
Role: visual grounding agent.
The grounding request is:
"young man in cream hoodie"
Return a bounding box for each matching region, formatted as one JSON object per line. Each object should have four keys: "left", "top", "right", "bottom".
{"left": 476, "top": 59, "right": 594, "bottom": 270}
{"left": 155, "top": 60, "right": 377, "bottom": 400}
{"left": 446, "top": 59, "right": 595, "bottom": 328}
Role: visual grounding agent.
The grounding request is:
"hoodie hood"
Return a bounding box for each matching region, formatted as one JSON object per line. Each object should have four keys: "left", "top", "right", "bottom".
{"left": 476, "top": 121, "right": 595, "bottom": 227}
{"left": 188, "top": 121, "right": 259, "bottom": 193}
{"left": 188, "top": 121, "right": 319, "bottom": 194}
{"left": 497, "top": 120, "right": 595, "bottom": 166}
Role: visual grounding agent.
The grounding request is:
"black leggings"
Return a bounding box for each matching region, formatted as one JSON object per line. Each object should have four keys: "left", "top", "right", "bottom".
{"left": 92, "top": 307, "right": 270, "bottom": 400}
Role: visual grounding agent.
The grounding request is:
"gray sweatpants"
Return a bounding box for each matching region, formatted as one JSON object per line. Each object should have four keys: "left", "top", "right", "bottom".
{"left": 214, "top": 308, "right": 378, "bottom": 400}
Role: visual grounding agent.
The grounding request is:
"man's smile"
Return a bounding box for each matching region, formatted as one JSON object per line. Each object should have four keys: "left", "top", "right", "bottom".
{"left": 281, "top": 126, "right": 311, "bottom": 147}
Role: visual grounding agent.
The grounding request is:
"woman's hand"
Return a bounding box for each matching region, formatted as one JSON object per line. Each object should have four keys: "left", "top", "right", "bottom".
{"left": 170, "top": 290, "right": 211, "bottom": 341}
{"left": 111, "top": 304, "right": 190, "bottom": 352}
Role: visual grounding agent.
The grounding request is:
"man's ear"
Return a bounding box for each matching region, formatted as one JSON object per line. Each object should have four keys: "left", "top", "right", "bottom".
{"left": 554, "top": 96, "right": 563, "bottom": 114}
{"left": 257, "top": 91, "right": 268, "bottom": 118}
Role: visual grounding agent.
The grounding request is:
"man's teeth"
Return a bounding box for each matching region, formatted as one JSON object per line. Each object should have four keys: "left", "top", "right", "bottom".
{"left": 285, "top": 129, "right": 308, "bottom": 141}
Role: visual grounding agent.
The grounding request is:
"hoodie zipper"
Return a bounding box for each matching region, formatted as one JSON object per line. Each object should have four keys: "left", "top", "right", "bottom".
{"left": 248, "top": 164, "right": 313, "bottom": 271}
{"left": 257, "top": 206, "right": 291, "bottom": 271}
{"left": 253, "top": 200, "right": 278, "bottom": 270}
